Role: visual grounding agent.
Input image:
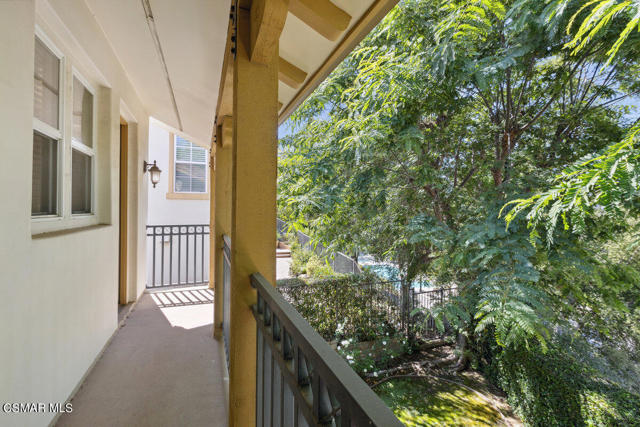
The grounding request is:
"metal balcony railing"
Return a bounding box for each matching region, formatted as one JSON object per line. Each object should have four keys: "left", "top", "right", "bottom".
{"left": 251, "top": 273, "right": 402, "bottom": 427}
{"left": 146, "top": 224, "right": 209, "bottom": 288}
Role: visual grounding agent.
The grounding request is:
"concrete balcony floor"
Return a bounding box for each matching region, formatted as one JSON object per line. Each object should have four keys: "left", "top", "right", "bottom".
{"left": 57, "top": 286, "right": 227, "bottom": 427}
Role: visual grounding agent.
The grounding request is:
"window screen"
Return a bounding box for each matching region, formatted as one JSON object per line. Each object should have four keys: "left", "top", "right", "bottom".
{"left": 32, "top": 35, "right": 61, "bottom": 216}
{"left": 72, "top": 77, "right": 93, "bottom": 147}
{"left": 72, "top": 149, "right": 92, "bottom": 214}
{"left": 175, "top": 136, "right": 207, "bottom": 193}
{"left": 34, "top": 37, "right": 60, "bottom": 129}
{"left": 32, "top": 131, "right": 58, "bottom": 216}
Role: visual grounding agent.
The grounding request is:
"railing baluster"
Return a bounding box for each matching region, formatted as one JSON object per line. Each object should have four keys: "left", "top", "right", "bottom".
{"left": 160, "top": 227, "right": 165, "bottom": 286}
{"left": 201, "top": 228, "right": 205, "bottom": 283}
{"left": 178, "top": 227, "right": 182, "bottom": 285}
{"left": 169, "top": 226, "right": 173, "bottom": 286}
{"left": 146, "top": 224, "right": 210, "bottom": 289}
{"left": 251, "top": 273, "right": 403, "bottom": 427}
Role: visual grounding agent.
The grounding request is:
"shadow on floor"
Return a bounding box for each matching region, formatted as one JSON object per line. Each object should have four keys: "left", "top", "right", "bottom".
{"left": 149, "top": 288, "right": 214, "bottom": 308}
{"left": 56, "top": 290, "right": 226, "bottom": 427}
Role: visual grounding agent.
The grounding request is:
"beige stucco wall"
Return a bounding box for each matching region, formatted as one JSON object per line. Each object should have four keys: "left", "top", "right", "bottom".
{"left": 0, "top": 1, "right": 149, "bottom": 425}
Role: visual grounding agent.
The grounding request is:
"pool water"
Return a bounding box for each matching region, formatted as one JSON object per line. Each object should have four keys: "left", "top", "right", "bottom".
{"left": 363, "top": 263, "right": 431, "bottom": 289}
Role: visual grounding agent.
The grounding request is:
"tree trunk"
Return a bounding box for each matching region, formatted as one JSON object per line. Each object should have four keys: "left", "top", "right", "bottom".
{"left": 454, "top": 333, "right": 470, "bottom": 372}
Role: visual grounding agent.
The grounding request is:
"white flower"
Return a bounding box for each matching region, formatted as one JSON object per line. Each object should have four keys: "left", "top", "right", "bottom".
{"left": 373, "top": 372, "right": 379, "bottom": 377}
{"left": 382, "top": 341, "right": 387, "bottom": 345}
{"left": 341, "top": 340, "right": 349, "bottom": 346}
{"left": 363, "top": 369, "right": 367, "bottom": 373}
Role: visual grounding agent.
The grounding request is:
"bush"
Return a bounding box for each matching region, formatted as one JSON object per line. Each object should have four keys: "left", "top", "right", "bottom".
{"left": 277, "top": 273, "right": 399, "bottom": 342}
{"left": 306, "top": 254, "right": 334, "bottom": 278}
{"left": 489, "top": 345, "right": 640, "bottom": 426}
{"left": 289, "top": 238, "right": 313, "bottom": 276}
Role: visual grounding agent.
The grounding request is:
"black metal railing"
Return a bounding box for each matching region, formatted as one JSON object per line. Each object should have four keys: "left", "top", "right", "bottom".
{"left": 252, "top": 273, "right": 403, "bottom": 427}
{"left": 222, "top": 234, "right": 231, "bottom": 367}
{"left": 278, "top": 279, "right": 404, "bottom": 342}
{"left": 410, "top": 287, "right": 457, "bottom": 336}
{"left": 146, "top": 224, "right": 209, "bottom": 288}
{"left": 278, "top": 278, "right": 457, "bottom": 341}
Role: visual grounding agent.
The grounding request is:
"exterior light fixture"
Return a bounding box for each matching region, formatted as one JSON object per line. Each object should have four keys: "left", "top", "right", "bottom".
{"left": 143, "top": 160, "right": 162, "bottom": 188}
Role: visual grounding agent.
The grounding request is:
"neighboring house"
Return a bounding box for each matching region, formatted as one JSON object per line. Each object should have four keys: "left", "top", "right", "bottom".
{"left": 146, "top": 122, "right": 210, "bottom": 287}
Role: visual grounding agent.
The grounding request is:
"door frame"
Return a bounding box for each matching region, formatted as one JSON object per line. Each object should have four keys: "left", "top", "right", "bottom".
{"left": 118, "top": 117, "right": 128, "bottom": 304}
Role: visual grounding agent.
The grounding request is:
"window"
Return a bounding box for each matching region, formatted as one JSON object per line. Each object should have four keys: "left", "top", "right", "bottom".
{"left": 71, "top": 75, "right": 95, "bottom": 214}
{"left": 32, "top": 35, "right": 62, "bottom": 216}
{"left": 174, "top": 135, "right": 207, "bottom": 193}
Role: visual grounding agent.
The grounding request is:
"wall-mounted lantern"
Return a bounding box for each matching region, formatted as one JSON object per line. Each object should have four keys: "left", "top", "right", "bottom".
{"left": 143, "top": 160, "right": 162, "bottom": 188}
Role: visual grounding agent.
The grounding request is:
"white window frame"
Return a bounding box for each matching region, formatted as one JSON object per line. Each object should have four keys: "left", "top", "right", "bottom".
{"left": 32, "top": 27, "right": 64, "bottom": 220}
{"left": 70, "top": 68, "right": 97, "bottom": 216}
{"left": 173, "top": 135, "right": 208, "bottom": 194}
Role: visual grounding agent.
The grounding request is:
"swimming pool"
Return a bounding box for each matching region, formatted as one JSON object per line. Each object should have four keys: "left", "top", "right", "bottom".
{"left": 362, "top": 263, "right": 432, "bottom": 289}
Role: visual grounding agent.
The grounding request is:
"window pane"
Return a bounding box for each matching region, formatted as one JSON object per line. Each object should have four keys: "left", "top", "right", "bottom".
{"left": 175, "top": 162, "right": 191, "bottom": 192}
{"left": 192, "top": 146, "right": 207, "bottom": 163}
{"left": 34, "top": 37, "right": 59, "bottom": 129}
{"left": 72, "top": 149, "right": 92, "bottom": 214}
{"left": 191, "top": 164, "right": 206, "bottom": 192}
{"left": 32, "top": 131, "right": 58, "bottom": 216}
{"left": 73, "top": 77, "right": 93, "bottom": 147}
{"left": 175, "top": 136, "right": 191, "bottom": 162}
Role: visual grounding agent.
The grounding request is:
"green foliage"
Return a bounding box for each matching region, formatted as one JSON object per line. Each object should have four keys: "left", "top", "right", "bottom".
{"left": 288, "top": 236, "right": 336, "bottom": 279}
{"left": 489, "top": 344, "right": 640, "bottom": 426}
{"left": 276, "top": 273, "right": 399, "bottom": 342}
{"left": 288, "top": 238, "right": 314, "bottom": 276}
{"left": 562, "top": 0, "right": 640, "bottom": 68}
{"left": 376, "top": 377, "right": 504, "bottom": 426}
{"left": 305, "top": 254, "right": 335, "bottom": 278}
{"left": 503, "top": 121, "right": 640, "bottom": 245}
{"left": 335, "top": 333, "right": 409, "bottom": 376}
{"left": 277, "top": 0, "right": 640, "bottom": 423}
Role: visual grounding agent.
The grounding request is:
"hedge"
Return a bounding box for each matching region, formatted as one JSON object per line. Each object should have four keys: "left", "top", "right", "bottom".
{"left": 489, "top": 345, "right": 640, "bottom": 426}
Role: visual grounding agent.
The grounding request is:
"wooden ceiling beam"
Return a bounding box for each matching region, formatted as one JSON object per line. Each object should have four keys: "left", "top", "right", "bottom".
{"left": 289, "top": 0, "right": 351, "bottom": 41}
{"left": 278, "top": 57, "right": 307, "bottom": 89}
{"left": 250, "top": 0, "right": 289, "bottom": 64}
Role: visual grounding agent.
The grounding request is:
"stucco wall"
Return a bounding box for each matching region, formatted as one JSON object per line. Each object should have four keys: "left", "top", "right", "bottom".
{"left": 147, "top": 121, "right": 210, "bottom": 225}
{"left": 0, "top": 1, "right": 149, "bottom": 426}
{"left": 146, "top": 122, "right": 210, "bottom": 287}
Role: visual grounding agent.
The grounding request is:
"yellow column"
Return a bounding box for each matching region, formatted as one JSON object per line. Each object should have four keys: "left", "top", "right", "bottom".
{"left": 228, "top": 8, "right": 279, "bottom": 426}
{"left": 209, "top": 141, "right": 216, "bottom": 292}
{"left": 213, "top": 122, "right": 233, "bottom": 339}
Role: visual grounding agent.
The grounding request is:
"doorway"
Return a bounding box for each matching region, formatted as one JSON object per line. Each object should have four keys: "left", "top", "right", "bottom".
{"left": 119, "top": 117, "right": 128, "bottom": 305}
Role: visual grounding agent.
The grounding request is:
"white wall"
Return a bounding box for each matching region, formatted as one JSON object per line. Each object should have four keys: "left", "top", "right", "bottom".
{"left": 146, "top": 122, "right": 210, "bottom": 287}
{"left": 0, "top": 1, "right": 149, "bottom": 425}
{"left": 147, "top": 122, "right": 210, "bottom": 225}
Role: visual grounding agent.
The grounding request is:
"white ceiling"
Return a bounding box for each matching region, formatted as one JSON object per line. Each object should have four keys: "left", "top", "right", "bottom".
{"left": 70, "top": 0, "right": 385, "bottom": 148}
{"left": 84, "top": 0, "right": 231, "bottom": 147}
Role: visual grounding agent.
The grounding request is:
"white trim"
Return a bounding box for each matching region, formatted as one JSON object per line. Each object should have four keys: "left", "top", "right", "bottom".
{"left": 33, "top": 118, "right": 62, "bottom": 140}
{"left": 35, "top": 24, "right": 64, "bottom": 59}
{"left": 70, "top": 70, "right": 97, "bottom": 216}
{"left": 173, "top": 135, "right": 208, "bottom": 194}
{"left": 32, "top": 29, "right": 65, "bottom": 219}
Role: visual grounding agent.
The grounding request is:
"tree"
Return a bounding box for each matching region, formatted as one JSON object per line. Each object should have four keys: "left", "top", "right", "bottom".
{"left": 279, "top": 0, "right": 638, "bottom": 366}
{"left": 502, "top": 0, "right": 640, "bottom": 245}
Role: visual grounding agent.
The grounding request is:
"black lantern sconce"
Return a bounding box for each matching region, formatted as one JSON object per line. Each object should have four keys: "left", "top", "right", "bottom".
{"left": 143, "top": 160, "right": 162, "bottom": 188}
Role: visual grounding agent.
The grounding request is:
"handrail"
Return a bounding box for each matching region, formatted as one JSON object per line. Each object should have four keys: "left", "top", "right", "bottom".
{"left": 251, "top": 272, "right": 402, "bottom": 426}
